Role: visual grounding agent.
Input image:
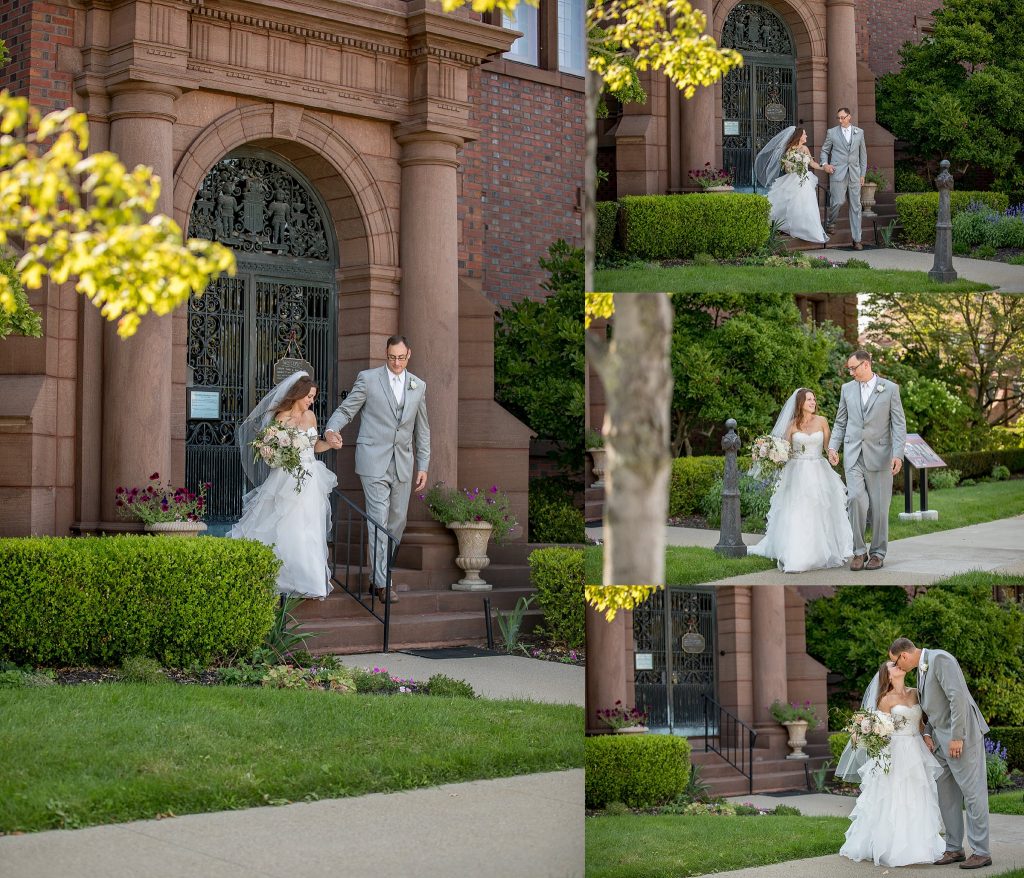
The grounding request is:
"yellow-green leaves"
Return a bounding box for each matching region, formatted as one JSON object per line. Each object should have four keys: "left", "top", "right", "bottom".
{"left": 585, "top": 585, "right": 663, "bottom": 621}
{"left": 436, "top": 0, "right": 536, "bottom": 14}
{"left": 585, "top": 292, "right": 615, "bottom": 329}
{"left": 0, "top": 91, "right": 235, "bottom": 339}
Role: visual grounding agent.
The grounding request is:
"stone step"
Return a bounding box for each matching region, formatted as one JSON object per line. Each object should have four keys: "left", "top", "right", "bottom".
{"left": 294, "top": 584, "right": 536, "bottom": 620}
{"left": 328, "top": 562, "right": 530, "bottom": 592}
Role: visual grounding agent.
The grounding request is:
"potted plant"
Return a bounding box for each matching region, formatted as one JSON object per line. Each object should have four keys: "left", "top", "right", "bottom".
{"left": 421, "top": 483, "right": 517, "bottom": 591}
{"left": 586, "top": 428, "right": 606, "bottom": 488}
{"left": 115, "top": 473, "right": 210, "bottom": 536}
{"left": 770, "top": 699, "right": 819, "bottom": 759}
{"left": 861, "top": 167, "right": 888, "bottom": 217}
{"left": 689, "top": 162, "right": 735, "bottom": 192}
{"left": 596, "top": 700, "right": 649, "bottom": 734}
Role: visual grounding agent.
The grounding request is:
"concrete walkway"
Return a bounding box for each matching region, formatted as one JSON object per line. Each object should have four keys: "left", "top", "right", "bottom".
{"left": 585, "top": 515, "right": 1024, "bottom": 585}
{"left": 819, "top": 246, "right": 1024, "bottom": 292}
{"left": 700, "top": 793, "right": 1024, "bottom": 877}
{"left": 0, "top": 655, "right": 585, "bottom": 878}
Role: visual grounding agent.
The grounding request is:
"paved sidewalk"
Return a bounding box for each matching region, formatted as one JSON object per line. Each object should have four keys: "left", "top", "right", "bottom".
{"left": 0, "top": 770, "right": 584, "bottom": 878}
{"left": 819, "top": 246, "right": 1024, "bottom": 292}
{"left": 697, "top": 793, "right": 1024, "bottom": 878}
{"left": 586, "top": 516, "right": 1024, "bottom": 585}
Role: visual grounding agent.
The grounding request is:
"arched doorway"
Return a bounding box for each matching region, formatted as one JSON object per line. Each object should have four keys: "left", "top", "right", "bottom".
{"left": 185, "top": 149, "right": 339, "bottom": 524}
{"left": 721, "top": 2, "right": 797, "bottom": 190}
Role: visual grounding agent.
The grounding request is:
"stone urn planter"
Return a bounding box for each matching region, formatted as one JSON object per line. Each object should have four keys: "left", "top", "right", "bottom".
{"left": 145, "top": 521, "right": 207, "bottom": 537}
{"left": 448, "top": 521, "right": 493, "bottom": 591}
{"left": 588, "top": 446, "right": 606, "bottom": 488}
{"left": 782, "top": 720, "right": 810, "bottom": 759}
{"left": 705, "top": 185, "right": 735, "bottom": 193}
{"left": 860, "top": 182, "right": 879, "bottom": 218}
{"left": 614, "top": 724, "right": 649, "bottom": 735}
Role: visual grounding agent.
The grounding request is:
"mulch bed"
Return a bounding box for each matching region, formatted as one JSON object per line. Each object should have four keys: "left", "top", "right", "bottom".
{"left": 52, "top": 668, "right": 221, "bottom": 686}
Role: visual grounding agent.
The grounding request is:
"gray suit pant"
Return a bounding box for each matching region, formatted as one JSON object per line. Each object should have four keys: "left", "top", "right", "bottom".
{"left": 827, "top": 173, "right": 862, "bottom": 242}
{"left": 359, "top": 457, "right": 412, "bottom": 590}
{"left": 933, "top": 739, "right": 991, "bottom": 857}
{"left": 845, "top": 457, "right": 893, "bottom": 558}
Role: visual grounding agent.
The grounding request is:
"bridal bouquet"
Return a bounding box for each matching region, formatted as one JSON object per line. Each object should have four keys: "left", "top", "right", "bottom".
{"left": 750, "top": 433, "right": 791, "bottom": 481}
{"left": 251, "top": 420, "right": 312, "bottom": 492}
{"left": 781, "top": 148, "right": 810, "bottom": 185}
{"left": 844, "top": 709, "right": 908, "bottom": 775}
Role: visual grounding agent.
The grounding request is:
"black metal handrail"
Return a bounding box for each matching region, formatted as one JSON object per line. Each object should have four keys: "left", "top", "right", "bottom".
{"left": 328, "top": 489, "right": 399, "bottom": 652}
{"left": 703, "top": 694, "right": 758, "bottom": 795}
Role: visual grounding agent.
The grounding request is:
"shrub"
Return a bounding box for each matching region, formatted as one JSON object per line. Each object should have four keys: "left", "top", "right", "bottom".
{"left": 117, "top": 656, "right": 166, "bottom": 685}
{"left": 529, "top": 547, "right": 584, "bottom": 649}
{"left": 895, "top": 165, "right": 930, "bottom": 193}
{"left": 595, "top": 201, "right": 619, "bottom": 262}
{"left": 0, "top": 668, "right": 55, "bottom": 688}
{"left": 927, "top": 468, "right": 961, "bottom": 490}
{"left": 915, "top": 450, "right": 1024, "bottom": 483}
{"left": 989, "top": 215, "right": 1024, "bottom": 249}
{"left": 986, "top": 738, "right": 1012, "bottom": 790}
{"left": 829, "top": 732, "right": 851, "bottom": 761}
{"left": 843, "top": 258, "right": 870, "bottom": 269}
{"left": 215, "top": 663, "right": 269, "bottom": 687}
{"left": 352, "top": 666, "right": 400, "bottom": 694}
{"left": 0, "top": 536, "right": 279, "bottom": 667}
{"left": 896, "top": 192, "right": 1009, "bottom": 245}
{"left": 425, "top": 673, "right": 476, "bottom": 698}
{"left": 693, "top": 252, "right": 717, "bottom": 266}
{"left": 961, "top": 478, "right": 977, "bottom": 487}
{"left": 603, "top": 801, "right": 631, "bottom": 816}
{"left": 702, "top": 474, "right": 772, "bottom": 532}
{"left": 952, "top": 204, "right": 999, "bottom": 249}
{"left": 771, "top": 804, "right": 802, "bottom": 816}
{"left": 585, "top": 734, "right": 691, "bottom": 809}
{"left": 619, "top": 194, "right": 770, "bottom": 259}
{"left": 992, "top": 465, "right": 1011, "bottom": 481}
{"left": 974, "top": 244, "right": 997, "bottom": 260}
{"left": 528, "top": 477, "right": 585, "bottom": 544}
{"left": 989, "top": 728, "right": 1024, "bottom": 772}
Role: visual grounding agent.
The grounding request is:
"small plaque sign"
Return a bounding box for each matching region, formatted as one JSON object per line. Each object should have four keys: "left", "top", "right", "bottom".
{"left": 635, "top": 652, "right": 654, "bottom": 671}
{"left": 188, "top": 388, "right": 221, "bottom": 421}
{"left": 904, "top": 434, "right": 947, "bottom": 469}
{"left": 681, "top": 632, "right": 706, "bottom": 654}
{"left": 764, "top": 102, "right": 787, "bottom": 122}
{"left": 723, "top": 120, "right": 740, "bottom": 136}
{"left": 273, "top": 357, "right": 315, "bottom": 385}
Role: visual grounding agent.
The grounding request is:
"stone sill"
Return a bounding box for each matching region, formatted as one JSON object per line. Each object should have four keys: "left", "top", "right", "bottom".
{"left": 480, "top": 59, "right": 585, "bottom": 93}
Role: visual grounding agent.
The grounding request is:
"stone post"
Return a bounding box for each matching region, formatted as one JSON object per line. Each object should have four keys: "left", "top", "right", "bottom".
{"left": 99, "top": 83, "right": 180, "bottom": 525}
{"left": 679, "top": 0, "right": 716, "bottom": 189}
{"left": 585, "top": 601, "right": 632, "bottom": 734}
{"left": 929, "top": 159, "right": 958, "bottom": 283}
{"left": 715, "top": 419, "right": 746, "bottom": 557}
{"left": 826, "top": 0, "right": 859, "bottom": 120}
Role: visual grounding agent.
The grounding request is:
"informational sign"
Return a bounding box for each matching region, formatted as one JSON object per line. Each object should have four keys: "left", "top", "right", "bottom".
{"left": 723, "top": 120, "right": 740, "bottom": 136}
{"left": 681, "top": 631, "right": 706, "bottom": 654}
{"left": 273, "top": 357, "right": 316, "bottom": 385}
{"left": 903, "top": 434, "right": 946, "bottom": 469}
{"left": 635, "top": 652, "right": 653, "bottom": 671}
{"left": 187, "top": 388, "right": 221, "bottom": 421}
{"left": 764, "top": 103, "right": 787, "bottom": 122}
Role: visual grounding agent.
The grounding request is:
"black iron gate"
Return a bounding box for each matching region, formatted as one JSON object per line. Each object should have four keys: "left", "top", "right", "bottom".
{"left": 633, "top": 587, "right": 717, "bottom": 735}
{"left": 721, "top": 3, "right": 797, "bottom": 190}
{"left": 185, "top": 151, "right": 338, "bottom": 523}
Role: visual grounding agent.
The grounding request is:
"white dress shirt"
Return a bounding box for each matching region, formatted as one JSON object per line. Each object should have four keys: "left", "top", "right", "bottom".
{"left": 860, "top": 374, "right": 878, "bottom": 407}
{"left": 389, "top": 371, "right": 405, "bottom": 406}
{"left": 843, "top": 125, "right": 852, "bottom": 144}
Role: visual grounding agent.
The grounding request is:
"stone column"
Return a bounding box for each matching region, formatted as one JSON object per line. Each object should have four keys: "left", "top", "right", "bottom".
{"left": 751, "top": 586, "right": 788, "bottom": 729}
{"left": 585, "top": 601, "right": 632, "bottom": 733}
{"left": 679, "top": 0, "right": 717, "bottom": 189}
{"left": 99, "top": 83, "right": 179, "bottom": 525}
{"left": 826, "top": 0, "right": 859, "bottom": 119}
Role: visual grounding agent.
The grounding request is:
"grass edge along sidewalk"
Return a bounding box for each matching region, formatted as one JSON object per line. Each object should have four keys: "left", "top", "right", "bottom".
{"left": 0, "top": 683, "right": 583, "bottom": 834}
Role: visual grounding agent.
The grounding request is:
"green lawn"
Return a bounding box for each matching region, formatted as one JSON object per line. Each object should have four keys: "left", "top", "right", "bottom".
{"left": 931, "top": 572, "right": 1024, "bottom": 586}
{"left": 0, "top": 684, "right": 582, "bottom": 833}
{"left": 990, "top": 790, "right": 1024, "bottom": 815}
{"left": 593, "top": 265, "right": 992, "bottom": 294}
{"left": 585, "top": 546, "right": 775, "bottom": 586}
{"left": 886, "top": 478, "right": 1024, "bottom": 541}
{"left": 585, "top": 813, "right": 848, "bottom": 878}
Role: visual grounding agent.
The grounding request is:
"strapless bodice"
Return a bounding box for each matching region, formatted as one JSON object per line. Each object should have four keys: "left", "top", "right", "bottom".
{"left": 889, "top": 703, "right": 923, "bottom": 736}
{"left": 790, "top": 430, "right": 824, "bottom": 459}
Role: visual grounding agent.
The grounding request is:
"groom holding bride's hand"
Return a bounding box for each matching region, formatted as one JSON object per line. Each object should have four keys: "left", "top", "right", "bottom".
{"left": 827, "top": 349, "right": 906, "bottom": 571}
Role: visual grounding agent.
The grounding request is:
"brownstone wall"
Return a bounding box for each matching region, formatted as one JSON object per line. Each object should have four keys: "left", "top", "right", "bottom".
{"left": 856, "top": 0, "right": 935, "bottom": 77}
{"left": 460, "top": 67, "right": 584, "bottom": 307}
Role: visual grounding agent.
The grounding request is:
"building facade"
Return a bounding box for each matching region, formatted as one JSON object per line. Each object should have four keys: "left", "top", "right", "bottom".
{"left": 0, "top": 0, "right": 584, "bottom": 563}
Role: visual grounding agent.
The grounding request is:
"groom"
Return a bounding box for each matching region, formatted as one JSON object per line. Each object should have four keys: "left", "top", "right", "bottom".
{"left": 827, "top": 350, "right": 906, "bottom": 570}
{"left": 324, "top": 335, "right": 430, "bottom": 603}
{"left": 889, "top": 637, "right": 992, "bottom": 870}
{"left": 820, "top": 107, "right": 867, "bottom": 250}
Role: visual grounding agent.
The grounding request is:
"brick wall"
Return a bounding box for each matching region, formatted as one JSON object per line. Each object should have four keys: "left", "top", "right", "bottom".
{"left": 460, "top": 67, "right": 584, "bottom": 308}
{"left": 0, "top": 0, "right": 74, "bottom": 111}
{"left": 856, "top": 0, "right": 936, "bottom": 77}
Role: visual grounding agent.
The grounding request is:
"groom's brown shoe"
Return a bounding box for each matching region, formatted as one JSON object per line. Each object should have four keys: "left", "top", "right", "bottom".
{"left": 852, "top": 241, "right": 864, "bottom": 250}
{"left": 934, "top": 851, "right": 966, "bottom": 865}
{"left": 375, "top": 587, "right": 398, "bottom": 604}
{"left": 960, "top": 855, "right": 992, "bottom": 869}
{"left": 850, "top": 554, "right": 867, "bottom": 571}
{"left": 865, "top": 555, "right": 884, "bottom": 570}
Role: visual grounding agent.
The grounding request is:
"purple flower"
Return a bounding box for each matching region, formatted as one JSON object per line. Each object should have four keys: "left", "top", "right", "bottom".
{"left": 490, "top": 485, "right": 499, "bottom": 494}
{"left": 150, "top": 472, "right": 160, "bottom": 480}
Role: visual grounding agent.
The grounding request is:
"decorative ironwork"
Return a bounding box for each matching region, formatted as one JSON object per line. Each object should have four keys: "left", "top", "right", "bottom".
{"left": 633, "top": 587, "right": 717, "bottom": 734}
{"left": 189, "top": 155, "right": 330, "bottom": 259}
{"left": 721, "top": 3, "right": 793, "bottom": 55}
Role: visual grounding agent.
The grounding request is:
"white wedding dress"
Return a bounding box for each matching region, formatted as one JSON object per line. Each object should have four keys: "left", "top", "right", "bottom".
{"left": 766, "top": 151, "right": 828, "bottom": 244}
{"left": 228, "top": 427, "right": 337, "bottom": 598}
{"left": 840, "top": 703, "right": 946, "bottom": 867}
{"left": 749, "top": 430, "right": 854, "bottom": 572}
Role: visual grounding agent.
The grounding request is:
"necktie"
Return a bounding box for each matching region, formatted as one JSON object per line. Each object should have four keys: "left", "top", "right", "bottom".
{"left": 392, "top": 375, "right": 403, "bottom": 405}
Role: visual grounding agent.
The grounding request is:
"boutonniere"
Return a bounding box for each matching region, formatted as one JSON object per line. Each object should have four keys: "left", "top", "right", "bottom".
{"left": 408, "top": 379, "right": 418, "bottom": 391}
{"left": 920, "top": 661, "right": 929, "bottom": 672}
{"left": 875, "top": 382, "right": 885, "bottom": 394}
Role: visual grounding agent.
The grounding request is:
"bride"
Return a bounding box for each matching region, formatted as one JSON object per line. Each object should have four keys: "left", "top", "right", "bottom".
{"left": 838, "top": 660, "right": 946, "bottom": 867}
{"left": 754, "top": 126, "right": 829, "bottom": 244}
{"left": 229, "top": 371, "right": 337, "bottom": 598}
{"left": 749, "top": 388, "right": 853, "bottom": 572}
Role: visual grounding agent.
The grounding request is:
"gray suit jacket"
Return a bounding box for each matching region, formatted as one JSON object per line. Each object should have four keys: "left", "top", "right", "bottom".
{"left": 820, "top": 125, "right": 867, "bottom": 183}
{"left": 325, "top": 366, "right": 430, "bottom": 482}
{"left": 829, "top": 377, "right": 907, "bottom": 471}
{"left": 919, "top": 648, "right": 989, "bottom": 747}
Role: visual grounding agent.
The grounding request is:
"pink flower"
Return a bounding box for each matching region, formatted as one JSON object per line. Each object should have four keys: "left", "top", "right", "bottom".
{"left": 150, "top": 472, "right": 160, "bottom": 480}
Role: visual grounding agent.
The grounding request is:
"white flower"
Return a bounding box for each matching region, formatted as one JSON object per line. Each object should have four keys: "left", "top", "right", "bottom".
{"left": 875, "top": 383, "right": 885, "bottom": 394}
{"left": 408, "top": 379, "right": 418, "bottom": 390}
{"left": 860, "top": 718, "right": 872, "bottom": 734}
{"left": 920, "top": 661, "right": 929, "bottom": 672}
{"left": 259, "top": 446, "right": 274, "bottom": 462}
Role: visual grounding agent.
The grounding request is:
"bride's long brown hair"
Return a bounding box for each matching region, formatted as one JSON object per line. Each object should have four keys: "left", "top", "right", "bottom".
{"left": 786, "top": 127, "right": 806, "bottom": 151}
{"left": 876, "top": 660, "right": 895, "bottom": 708}
{"left": 792, "top": 388, "right": 816, "bottom": 432}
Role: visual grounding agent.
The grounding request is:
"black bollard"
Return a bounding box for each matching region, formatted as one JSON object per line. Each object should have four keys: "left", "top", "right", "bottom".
{"left": 929, "top": 159, "right": 958, "bottom": 283}
{"left": 715, "top": 418, "right": 747, "bottom": 558}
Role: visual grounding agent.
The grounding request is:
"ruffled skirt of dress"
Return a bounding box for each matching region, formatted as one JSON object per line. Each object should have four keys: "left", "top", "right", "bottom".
{"left": 839, "top": 735, "right": 946, "bottom": 867}
{"left": 766, "top": 172, "right": 829, "bottom": 243}
{"left": 748, "top": 457, "right": 854, "bottom": 573}
{"left": 228, "top": 456, "right": 337, "bottom": 598}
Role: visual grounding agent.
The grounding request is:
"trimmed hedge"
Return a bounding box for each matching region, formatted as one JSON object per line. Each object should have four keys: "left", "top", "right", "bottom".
{"left": 619, "top": 194, "right": 771, "bottom": 259}
{"left": 895, "top": 449, "right": 1024, "bottom": 492}
{"left": 669, "top": 455, "right": 753, "bottom": 518}
{"left": 0, "top": 536, "right": 280, "bottom": 667}
{"left": 829, "top": 732, "right": 851, "bottom": 762}
{"left": 528, "top": 547, "right": 584, "bottom": 649}
{"left": 585, "top": 734, "right": 691, "bottom": 808}
{"left": 528, "top": 476, "right": 585, "bottom": 544}
{"left": 896, "top": 191, "right": 1009, "bottom": 245}
{"left": 989, "top": 727, "right": 1024, "bottom": 772}
{"left": 596, "top": 201, "right": 619, "bottom": 262}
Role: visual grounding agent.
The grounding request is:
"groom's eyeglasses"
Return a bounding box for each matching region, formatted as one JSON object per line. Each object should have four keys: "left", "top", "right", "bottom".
{"left": 846, "top": 361, "right": 866, "bottom": 374}
{"left": 386, "top": 354, "right": 409, "bottom": 362}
